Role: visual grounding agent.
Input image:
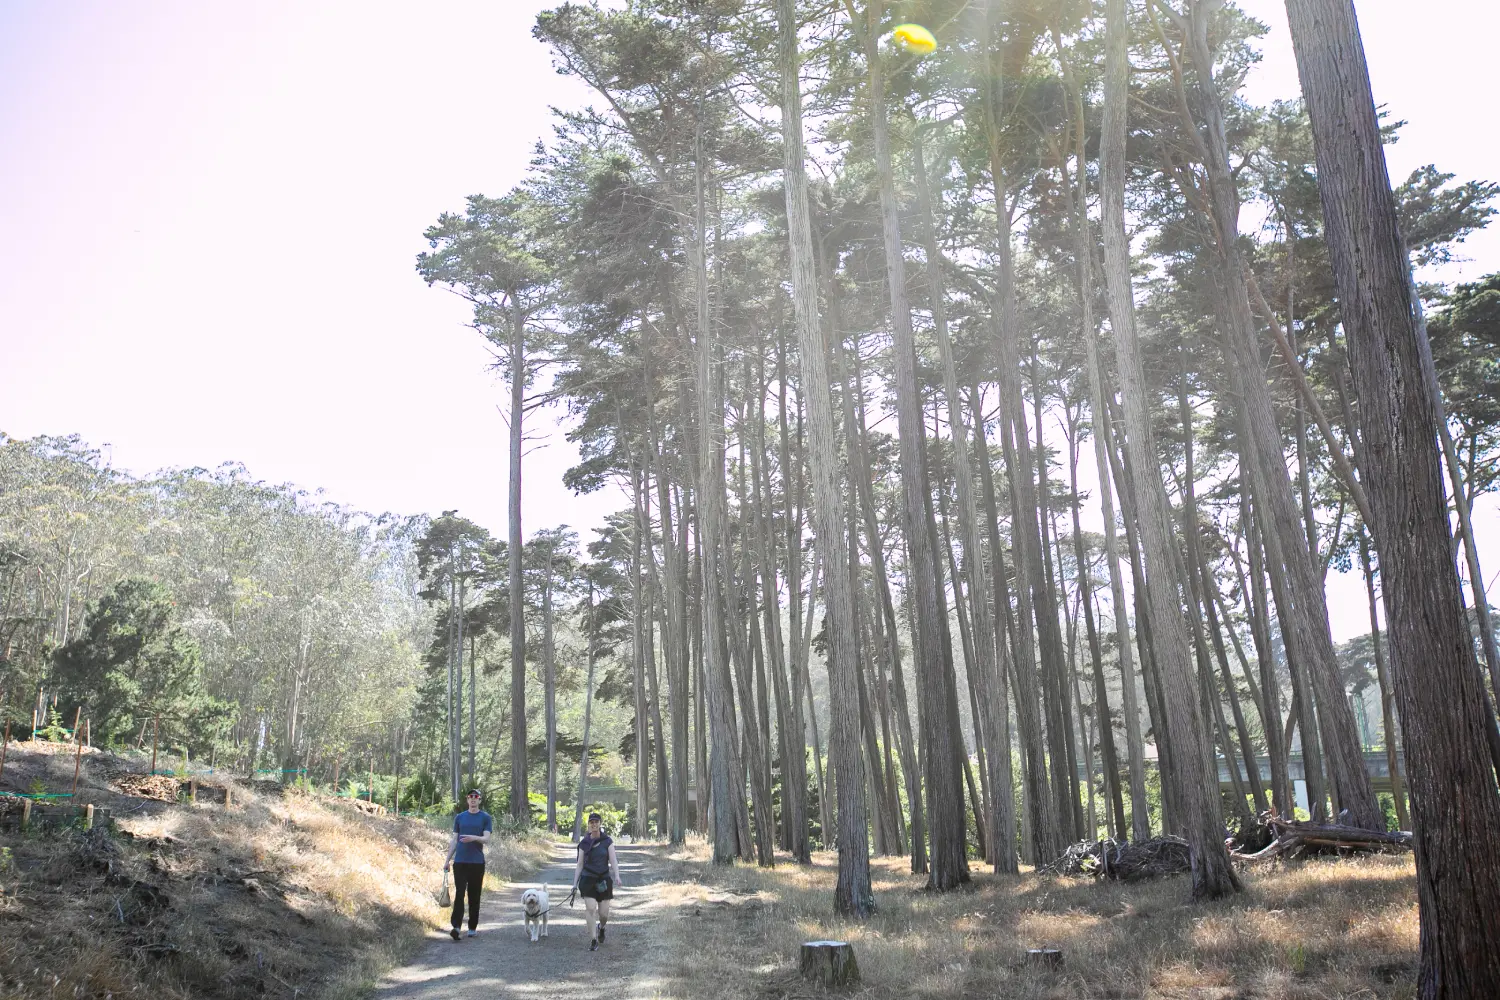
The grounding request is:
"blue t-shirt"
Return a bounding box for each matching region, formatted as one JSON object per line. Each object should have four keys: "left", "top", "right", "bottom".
{"left": 453, "top": 810, "right": 493, "bottom": 864}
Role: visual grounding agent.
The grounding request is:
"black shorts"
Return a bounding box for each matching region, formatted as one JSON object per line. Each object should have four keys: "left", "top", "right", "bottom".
{"left": 580, "top": 875, "right": 613, "bottom": 901}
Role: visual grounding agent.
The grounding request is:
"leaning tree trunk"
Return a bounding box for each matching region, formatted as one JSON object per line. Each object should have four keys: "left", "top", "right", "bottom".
{"left": 1283, "top": 1, "right": 1500, "bottom": 991}
{"left": 1172, "top": 0, "right": 1379, "bottom": 831}
{"left": 1053, "top": 38, "right": 1152, "bottom": 842}
{"left": 777, "top": 0, "right": 872, "bottom": 915}
{"left": 1101, "top": 0, "right": 1239, "bottom": 899}
{"left": 865, "top": 6, "right": 968, "bottom": 890}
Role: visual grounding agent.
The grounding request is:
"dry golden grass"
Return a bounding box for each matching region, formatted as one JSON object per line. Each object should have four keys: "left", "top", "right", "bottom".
{"left": 0, "top": 761, "right": 552, "bottom": 1000}
{"left": 648, "top": 844, "right": 1418, "bottom": 1000}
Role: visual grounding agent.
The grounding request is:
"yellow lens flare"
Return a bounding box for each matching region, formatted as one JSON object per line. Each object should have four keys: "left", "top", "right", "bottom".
{"left": 891, "top": 23, "right": 937, "bottom": 55}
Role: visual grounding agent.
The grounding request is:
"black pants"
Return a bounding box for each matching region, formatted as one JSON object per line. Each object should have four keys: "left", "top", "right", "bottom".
{"left": 450, "top": 862, "right": 485, "bottom": 930}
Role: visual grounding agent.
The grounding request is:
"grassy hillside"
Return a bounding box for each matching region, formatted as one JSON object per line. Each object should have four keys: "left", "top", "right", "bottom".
{"left": 0, "top": 739, "right": 552, "bottom": 1000}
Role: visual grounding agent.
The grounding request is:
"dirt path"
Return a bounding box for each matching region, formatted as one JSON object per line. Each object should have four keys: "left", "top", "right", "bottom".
{"left": 371, "top": 840, "right": 670, "bottom": 1000}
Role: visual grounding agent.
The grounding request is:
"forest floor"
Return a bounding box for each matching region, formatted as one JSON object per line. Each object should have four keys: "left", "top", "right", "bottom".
{"left": 0, "top": 742, "right": 1421, "bottom": 1000}
{"left": 645, "top": 842, "right": 1419, "bottom": 1000}
{"left": 0, "top": 739, "right": 553, "bottom": 1000}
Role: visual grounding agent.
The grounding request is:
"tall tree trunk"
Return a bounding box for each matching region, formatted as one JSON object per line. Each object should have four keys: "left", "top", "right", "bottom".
{"left": 777, "top": 340, "right": 813, "bottom": 862}
{"left": 632, "top": 465, "right": 650, "bottom": 838}
{"left": 777, "top": 0, "right": 872, "bottom": 914}
{"left": 692, "top": 120, "right": 746, "bottom": 861}
{"left": 544, "top": 548, "right": 558, "bottom": 832}
{"left": 1359, "top": 529, "right": 1408, "bottom": 830}
{"left": 1065, "top": 418, "right": 1128, "bottom": 841}
{"left": 980, "top": 11, "right": 1065, "bottom": 860}
{"left": 1177, "top": 374, "right": 1269, "bottom": 816}
{"left": 507, "top": 297, "right": 528, "bottom": 823}
{"left": 865, "top": 5, "right": 968, "bottom": 890}
{"left": 1283, "top": 3, "right": 1500, "bottom": 989}
{"left": 1167, "top": 0, "right": 1380, "bottom": 830}
{"left": 1237, "top": 491, "right": 1291, "bottom": 814}
{"left": 971, "top": 382, "right": 1021, "bottom": 868}
{"left": 911, "top": 128, "right": 1014, "bottom": 873}
{"left": 1031, "top": 361, "right": 1084, "bottom": 840}
{"left": 755, "top": 354, "right": 807, "bottom": 861}
{"left": 727, "top": 407, "right": 777, "bottom": 866}
{"left": 1104, "top": 399, "right": 1178, "bottom": 835}
{"left": 849, "top": 333, "right": 928, "bottom": 874}
{"left": 574, "top": 583, "right": 599, "bottom": 842}
{"left": 1052, "top": 39, "right": 1152, "bottom": 842}
{"left": 651, "top": 381, "right": 691, "bottom": 844}
{"left": 1101, "top": 0, "right": 1239, "bottom": 898}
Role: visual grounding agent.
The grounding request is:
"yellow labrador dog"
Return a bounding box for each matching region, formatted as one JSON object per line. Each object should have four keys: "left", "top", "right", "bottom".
{"left": 521, "top": 884, "right": 550, "bottom": 942}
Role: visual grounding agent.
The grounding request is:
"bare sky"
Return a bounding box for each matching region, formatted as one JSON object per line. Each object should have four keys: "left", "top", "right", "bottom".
{"left": 2, "top": 2, "right": 1496, "bottom": 638}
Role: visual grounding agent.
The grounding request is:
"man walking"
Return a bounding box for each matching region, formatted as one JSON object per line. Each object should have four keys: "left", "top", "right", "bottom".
{"left": 443, "top": 789, "right": 492, "bottom": 940}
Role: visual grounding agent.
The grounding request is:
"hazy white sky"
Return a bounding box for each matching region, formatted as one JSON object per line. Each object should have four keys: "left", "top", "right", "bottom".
{"left": 2, "top": 2, "right": 1496, "bottom": 639}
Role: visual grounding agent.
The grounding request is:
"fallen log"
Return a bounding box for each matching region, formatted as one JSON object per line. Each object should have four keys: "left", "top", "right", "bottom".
{"left": 1234, "top": 813, "right": 1411, "bottom": 862}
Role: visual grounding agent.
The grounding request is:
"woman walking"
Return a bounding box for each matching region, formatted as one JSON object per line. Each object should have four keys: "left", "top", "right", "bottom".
{"left": 572, "top": 812, "right": 622, "bottom": 951}
{"left": 443, "top": 789, "right": 493, "bottom": 940}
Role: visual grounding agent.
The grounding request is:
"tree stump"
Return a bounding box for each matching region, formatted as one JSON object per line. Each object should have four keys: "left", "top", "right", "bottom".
{"left": 1026, "top": 948, "right": 1063, "bottom": 969}
{"left": 800, "top": 941, "right": 859, "bottom": 987}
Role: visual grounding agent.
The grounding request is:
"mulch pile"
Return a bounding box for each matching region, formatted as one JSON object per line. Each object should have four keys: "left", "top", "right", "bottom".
{"left": 1039, "top": 836, "right": 1193, "bottom": 881}
{"left": 113, "top": 773, "right": 183, "bottom": 801}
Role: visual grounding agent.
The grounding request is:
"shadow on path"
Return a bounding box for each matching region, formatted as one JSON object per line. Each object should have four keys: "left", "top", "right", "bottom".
{"left": 371, "top": 841, "right": 668, "bottom": 1000}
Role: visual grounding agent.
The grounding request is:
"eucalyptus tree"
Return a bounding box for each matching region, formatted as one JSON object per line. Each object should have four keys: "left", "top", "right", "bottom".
{"left": 419, "top": 192, "right": 556, "bottom": 821}
{"left": 1283, "top": 0, "right": 1500, "bottom": 990}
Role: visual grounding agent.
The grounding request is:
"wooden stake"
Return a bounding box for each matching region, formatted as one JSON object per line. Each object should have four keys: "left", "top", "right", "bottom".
{"left": 369, "top": 757, "right": 374, "bottom": 804}
{"left": 20, "top": 798, "right": 31, "bottom": 830}
{"left": 84, "top": 803, "right": 95, "bottom": 830}
{"left": 72, "top": 725, "right": 85, "bottom": 793}
{"left": 1, "top": 720, "right": 9, "bottom": 780}
{"left": 150, "top": 715, "right": 160, "bottom": 776}
{"left": 225, "top": 786, "right": 233, "bottom": 809}
{"left": 71, "top": 706, "right": 81, "bottom": 742}
{"left": 84, "top": 718, "right": 90, "bottom": 749}
{"left": 333, "top": 757, "right": 341, "bottom": 795}
{"left": 190, "top": 779, "right": 197, "bottom": 803}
